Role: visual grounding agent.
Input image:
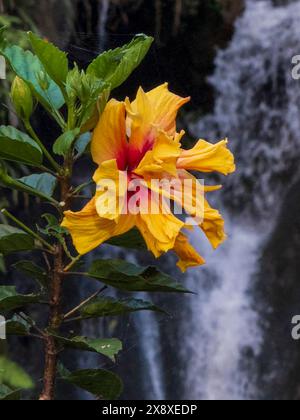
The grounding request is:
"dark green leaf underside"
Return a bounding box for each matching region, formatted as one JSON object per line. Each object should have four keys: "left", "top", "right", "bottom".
{"left": 88, "top": 259, "right": 191, "bottom": 293}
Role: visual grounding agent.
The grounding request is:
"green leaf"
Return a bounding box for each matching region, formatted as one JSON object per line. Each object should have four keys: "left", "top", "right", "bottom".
{"left": 80, "top": 87, "right": 111, "bottom": 133}
{"left": 87, "top": 34, "right": 153, "bottom": 90}
{"left": 1, "top": 44, "right": 64, "bottom": 110}
{"left": 0, "top": 384, "right": 20, "bottom": 400}
{"left": 0, "top": 126, "right": 42, "bottom": 166}
{"left": 88, "top": 259, "right": 191, "bottom": 293}
{"left": 107, "top": 228, "right": 147, "bottom": 250}
{"left": 28, "top": 32, "right": 68, "bottom": 89}
{"left": 5, "top": 315, "right": 31, "bottom": 336}
{"left": 0, "top": 286, "right": 40, "bottom": 312}
{"left": 80, "top": 296, "right": 166, "bottom": 319}
{"left": 50, "top": 333, "right": 122, "bottom": 362}
{"left": 0, "top": 168, "right": 57, "bottom": 204}
{"left": 53, "top": 128, "right": 80, "bottom": 156}
{"left": 18, "top": 173, "right": 57, "bottom": 197}
{"left": 0, "top": 255, "right": 6, "bottom": 273}
{"left": 62, "top": 369, "right": 123, "bottom": 400}
{"left": 74, "top": 132, "right": 92, "bottom": 155}
{"left": 13, "top": 260, "right": 48, "bottom": 290}
{"left": 0, "top": 225, "right": 34, "bottom": 255}
{"left": 0, "top": 26, "right": 8, "bottom": 49}
{"left": 57, "top": 361, "right": 71, "bottom": 379}
{"left": 66, "top": 68, "right": 109, "bottom": 130}
{"left": 0, "top": 356, "right": 34, "bottom": 390}
{"left": 37, "top": 213, "right": 68, "bottom": 238}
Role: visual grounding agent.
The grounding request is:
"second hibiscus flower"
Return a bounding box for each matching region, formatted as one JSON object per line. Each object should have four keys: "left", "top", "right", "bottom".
{"left": 62, "top": 83, "right": 235, "bottom": 272}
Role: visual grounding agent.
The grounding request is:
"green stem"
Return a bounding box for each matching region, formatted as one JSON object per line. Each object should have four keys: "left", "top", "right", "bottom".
{"left": 43, "top": 92, "right": 67, "bottom": 131}
{"left": 1, "top": 209, "right": 55, "bottom": 252}
{"left": 72, "top": 180, "right": 94, "bottom": 195}
{"left": 63, "top": 286, "right": 107, "bottom": 320}
{"left": 67, "top": 100, "right": 76, "bottom": 131}
{"left": 38, "top": 165, "right": 58, "bottom": 177}
{"left": 1, "top": 170, "right": 60, "bottom": 206}
{"left": 60, "top": 237, "right": 74, "bottom": 261}
{"left": 63, "top": 255, "right": 82, "bottom": 272}
{"left": 24, "top": 120, "right": 61, "bottom": 172}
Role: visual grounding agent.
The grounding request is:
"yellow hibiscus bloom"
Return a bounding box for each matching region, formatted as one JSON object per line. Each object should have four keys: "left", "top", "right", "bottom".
{"left": 62, "top": 83, "right": 235, "bottom": 272}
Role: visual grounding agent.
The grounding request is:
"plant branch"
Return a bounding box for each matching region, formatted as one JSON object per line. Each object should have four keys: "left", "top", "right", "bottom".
{"left": 24, "top": 120, "right": 61, "bottom": 172}
{"left": 1, "top": 208, "right": 55, "bottom": 253}
{"left": 39, "top": 155, "right": 72, "bottom": 401}
{"left": 18, "top": 312, "right": 45, "bottom": 338}
{"left": 72, "top": 180, "right": 94, "bottom": 195}
{"left": 63, "top": 254, "right": 82, "bottom": 272}
{"left": 39, "top": 246, "right": 64, "bottom": 400}
{"left": 63, "top": 286, "right": 107, "bottom": 320}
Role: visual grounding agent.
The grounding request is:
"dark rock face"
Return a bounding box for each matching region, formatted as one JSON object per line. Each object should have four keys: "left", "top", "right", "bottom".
{"left": 256, "top": 179, "right": 300, "bottom": 400}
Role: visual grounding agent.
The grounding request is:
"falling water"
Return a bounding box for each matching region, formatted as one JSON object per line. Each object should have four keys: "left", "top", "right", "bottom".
{"left": 195, "top": 0, "right": 300, "bottom": 215}
{"left": 181, "top": 0, "right": 300, "bottom": 400}
{"left": 182, "top": 216, "right": 266, "bottom": 400}
{"left": 98, "top": 0, "right": 110, "bottom": 52}
{"left": 134, "top": 304, "right": 166, "bottom": 400}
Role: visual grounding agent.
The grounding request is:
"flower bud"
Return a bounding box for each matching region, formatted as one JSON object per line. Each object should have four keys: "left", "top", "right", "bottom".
{"left": 11, "top": 76, "right": 33, "bottom": 121}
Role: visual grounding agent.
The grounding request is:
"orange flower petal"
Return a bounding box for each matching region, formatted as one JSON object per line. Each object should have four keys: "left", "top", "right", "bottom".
{"left": 62, "top": 198, "right": 134, "bottom": 255}
{"left": 126, "top": 84, "right": 189, "bottom": 169}
{"left": 135, "top": 195, "right": 184, "bottom": 258}
{"left": 91, "top": 99, "right": 128, "bottom": 170}
{"left": 93, "top": 159, "right": 128, "bottom": 221}
{"left": 177, "top": 138, "right": 236, "bottom": 175}
{"left": 144, "top": 83, "right": 190, "bottom": 136}
{"left": 134, "top": 130, "right": 181, "bottom": 179}
{"left": 201, "top": 199, "right": 227, "bottom": 249}
{"left": 173, "top": 232, "right": 205, "bottom": 272}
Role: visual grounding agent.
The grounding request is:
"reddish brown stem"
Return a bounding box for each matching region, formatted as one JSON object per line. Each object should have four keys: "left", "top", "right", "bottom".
{"left": 39, "top": 245, "right": 63, "bottom": 400}
{"left": 39, "top": 172, "right": 71, "bottom": 401}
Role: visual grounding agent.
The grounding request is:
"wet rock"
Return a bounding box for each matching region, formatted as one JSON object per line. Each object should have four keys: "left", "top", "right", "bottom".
{"left": 256, "top": 179, "right": 300, "bottom": 400}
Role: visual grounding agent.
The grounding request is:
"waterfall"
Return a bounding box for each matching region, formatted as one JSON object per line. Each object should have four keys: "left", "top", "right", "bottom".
{"left": 193, "top": 0, "right": 300, "bottom": 216}
{"left": 98, "top": 0, "right": 110, "bottom": 52}
{"left": 180, "top": 0, "right": 300, "bottom": 400}
{"left": 182, "top": 215, "right": 266, "bottom": 400}
{"left": 134, "top": 306, "right": 166, "bottom": 400}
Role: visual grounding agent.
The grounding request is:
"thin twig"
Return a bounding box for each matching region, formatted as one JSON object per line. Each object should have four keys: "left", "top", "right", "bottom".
{"left": 18, "top": 312, "right": 46, "bottom": 338}
{"left": 1, "top": 209, "right": 55, "bottom": 253}
{"left": 24, "top": 121, "right": 61, "bottom": 172}
{"left": 60, "top": 237, "right": 74, "bottom": 261}
{"left": 63, "top": 316, "right": 82, "bottom": 324}
{"left": 29, "top": 333, "right": 45, "bottom": 340}
{"left": 61, "top": 271, "right": 88, "bottom": 277}
{"left": 38, "top": 165, "right": 58, "bottom": 177}
{"left": 43, "top": 252, "right": 52, "bottom": 272}
{"left": 72, "top": 195, "right": 92, "bottom": 199}
{"left": 72, "top": 180, "right": 94, "bottom": 195}
{"left": 63, "top": 255, "right": 83, "bottom": 272}
{"left": 63, "top": 286, "right": 107, "bottom": 320}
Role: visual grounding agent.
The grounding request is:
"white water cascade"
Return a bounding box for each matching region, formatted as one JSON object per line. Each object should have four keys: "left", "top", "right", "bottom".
{"left": 180, "top": 0, "right": 300, "bottom": 400}
{"left": 98, "top": 0, "right": 110, "bottom": 52}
